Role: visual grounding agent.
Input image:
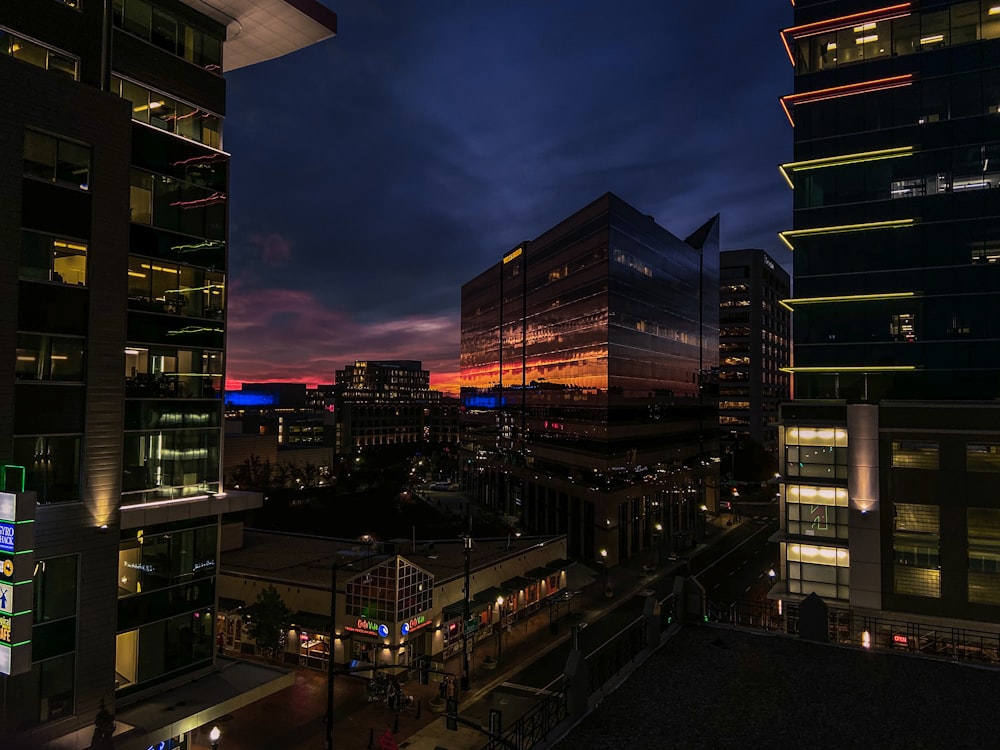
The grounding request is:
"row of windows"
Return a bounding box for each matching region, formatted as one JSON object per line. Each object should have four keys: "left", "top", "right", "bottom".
{"left": 112, "top": 0, "right": 223, "bottom": 72}
{"left": 25, "top": 130, "right": 90, "bottom": 191}
{"left": 891, "top": 441, "right": 1000, "bottom": 471}
{"left": 792, "top": 2, "right": 1000, "bottom": 76}
{"left": 795, "top": 143, "right": 1000, "bottom": 210}
{"left": 111, "top": 75, "right": 222, "bottom": 150}
{"left": 128, "top": 255, "right": 225, "bottom": 319}
{"left": 795, "top": 69, "right": 1000, "bottom": 143}
{"left": 130, "top": 168, "right": 226, "bottom": 240}
{"left": 1, "top": 28, "right": 78, "bottom": 81}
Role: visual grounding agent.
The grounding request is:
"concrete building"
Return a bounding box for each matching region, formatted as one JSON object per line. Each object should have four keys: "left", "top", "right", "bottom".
{"left": 719, "top": 249, "right": 790, "bottom": 455}
{"left": 0, "top": 0, "right": 335, "bottom": 745}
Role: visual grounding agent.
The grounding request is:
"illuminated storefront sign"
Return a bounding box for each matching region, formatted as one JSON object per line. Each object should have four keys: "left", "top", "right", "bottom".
{"left": 0, "top": 523, "right": 13, "bottom": 553}
{"left": 0, "top": 490, "right": 35, "bottom": 675}
{"left": 345, "top": 618, "right": 389, "bottom": 638}
{"left": 401, "top": 614, "right": 430, "bottom": 636}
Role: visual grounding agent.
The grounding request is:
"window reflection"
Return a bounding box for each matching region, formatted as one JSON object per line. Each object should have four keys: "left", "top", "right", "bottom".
{"left": 21, "top": 230, "right": 88, "bottom": 285}
{"left": 112, "top": 0, "right": 223, "bottom": 73}
{"left": 16, "top": 333, "right": 85, "bottom": 381}
{"left": 0, "top": 29, "right": 78, "bottom": 80}
{"left": 112, "top": 76, "right": 222, "bottom": 149}
{"left": 124, "top": 345, "right": 222, "bottom": 398}
{"left": 127, "top": 255, "right": 225, "bottom": 318}
{"left": 24, "top": 130, "right": 90, "bottom": 190}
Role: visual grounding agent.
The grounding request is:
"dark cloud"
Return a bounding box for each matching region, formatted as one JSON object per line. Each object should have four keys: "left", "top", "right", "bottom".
{"left": 224, "top": 2, "right": 793, "bottom": 390}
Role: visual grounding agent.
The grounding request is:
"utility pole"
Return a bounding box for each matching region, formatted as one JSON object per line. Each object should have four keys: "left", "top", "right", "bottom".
{"left": 461, "top": 510, "right": 472, "bottom": 691}
{"left": 325, "top": 561, "right": 338, "bottom": 750}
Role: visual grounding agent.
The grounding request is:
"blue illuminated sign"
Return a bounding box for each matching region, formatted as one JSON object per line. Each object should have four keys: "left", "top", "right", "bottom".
{"left": 463, "top": 395, "right": 505, "bottom": 409}
{"left": 377, "top": 624, "right": 389, "bottom": 638}
{"left": 0, "top": 524, "right": 13, "bottom": 553}
{"left": 224, "top": 391, "right": 276, "bottom": 407}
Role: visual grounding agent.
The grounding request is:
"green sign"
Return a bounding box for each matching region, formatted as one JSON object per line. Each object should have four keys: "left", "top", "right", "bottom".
{"left": 464, "top": 618, "right": 479, "bottom": 634}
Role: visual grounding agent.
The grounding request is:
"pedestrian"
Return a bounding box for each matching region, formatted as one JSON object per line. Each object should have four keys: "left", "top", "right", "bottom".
{"left": 217, "top": 630, "right": 225, "bottom": 655}
{"left": 438, "top": 678, "right": 447, "bottom": 700}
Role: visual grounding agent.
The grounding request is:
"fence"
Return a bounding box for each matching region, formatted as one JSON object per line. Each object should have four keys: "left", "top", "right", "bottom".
{"left": 585, "top": 616, "right": 649, "bottom": 695}
{"left": 483, "top": 679, "right": 568, "bottom": 750}
{"left": 706, "top": 596, "right": 1000, "bottom": 666}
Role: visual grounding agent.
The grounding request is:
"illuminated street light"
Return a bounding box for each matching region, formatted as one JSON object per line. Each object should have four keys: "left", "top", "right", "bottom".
{"left": 209, "top": 726, "right": 221, "bottom": 750}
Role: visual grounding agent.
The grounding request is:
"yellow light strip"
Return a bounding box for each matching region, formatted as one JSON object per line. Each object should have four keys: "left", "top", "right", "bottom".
{"left": 778, "top": 219, "right": 915, "bottom": 250}
{"left": 781, "top": 365, "right": 917, "bottom": 373}
{"left": 779, "top": 291, "right": 916, "bottom": 310}
{"left": 778, "top": 146, "right": 913, "bottom": 188}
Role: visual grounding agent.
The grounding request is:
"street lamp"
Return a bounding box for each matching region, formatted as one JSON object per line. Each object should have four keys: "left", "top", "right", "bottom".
{"left": 209, "top": 726, "right": 221, "bottom": 750}
{"left": 495, "top": 596, "right": 505, "bottom": 662}
{"left": 599, "top": 548, "right": 611, "bottom": 598}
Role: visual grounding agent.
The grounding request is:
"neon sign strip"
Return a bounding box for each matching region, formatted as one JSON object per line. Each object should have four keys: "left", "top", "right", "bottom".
{"left": 779, "top": 4, "right": 912, "bottom": 64}
{"left": 778, "top": 218, "right": 915, "bottom": 251}
{"left": 780, "top": 74, "right": 914, "bottom": 126}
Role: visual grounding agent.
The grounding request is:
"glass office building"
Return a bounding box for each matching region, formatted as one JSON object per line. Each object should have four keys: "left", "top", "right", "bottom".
{"left": 774, "top": 1, "right": 1000, "bottom": 634}
{"left": 0, "top": 0, "right": 335, "bottom": 745}
{"left": 781, "top": 0, "right": 1000, "bottom": 401}
{"left": 461, "top": 194, "right": 720, "bottom": 562}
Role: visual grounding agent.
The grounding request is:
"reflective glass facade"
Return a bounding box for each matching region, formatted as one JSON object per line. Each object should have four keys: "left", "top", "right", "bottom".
{"left": 783, "top": 0, "right": 1000, "bottom": 401}
{"left": 460, "top": 194, "right": 719, "bottom": 561}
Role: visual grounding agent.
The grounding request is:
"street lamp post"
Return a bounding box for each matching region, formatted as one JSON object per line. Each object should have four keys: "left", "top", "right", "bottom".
{"left": 461, "top": 523, "right": 472, "bottom": 692}
{"left": 325, "top": 562, "right": 338, "bottom": 750}
{"left": 495, "top": 596, "right": 506, "bottom": 662}
{"left": 209, "top": 726, "right": 221, "bottom": 750}
{"left": 599, "top": 548, "right": 610, "bottom": 598}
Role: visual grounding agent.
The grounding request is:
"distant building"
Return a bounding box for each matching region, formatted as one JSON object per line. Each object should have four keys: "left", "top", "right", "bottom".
{"left": 460, "top": 193, "right": 720, "bottom": 564}
{"left": 774, "top": 1, "right": 1000, "bottom": 637}
{"left": 0, "top": 0, "right": 335, "bottom": 745}
{"left": 719, "top": 249, "right": 790, "bottom": 454}
{"left": 332, "top": 361, "right": 457, "bottom": 454}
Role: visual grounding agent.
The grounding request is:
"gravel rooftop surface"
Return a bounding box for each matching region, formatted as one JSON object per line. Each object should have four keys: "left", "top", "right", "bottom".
{"left": 554, "top": 625, "right": 1000, "bottom": 750}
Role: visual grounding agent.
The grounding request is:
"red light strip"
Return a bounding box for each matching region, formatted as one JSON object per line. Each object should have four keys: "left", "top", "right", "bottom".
{"left": 779, "top": 3, "right": 911, "bottom": 65}
{"left": 780, "top": 74, "right": 913, "bottom": 126}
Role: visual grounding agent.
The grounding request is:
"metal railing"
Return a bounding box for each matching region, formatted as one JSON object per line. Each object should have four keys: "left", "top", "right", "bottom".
{"left": 483, "top": 679, "right": 568, "bottom": 750}
{"left": 585, "top": 616, "right": 648, "bottom": 695}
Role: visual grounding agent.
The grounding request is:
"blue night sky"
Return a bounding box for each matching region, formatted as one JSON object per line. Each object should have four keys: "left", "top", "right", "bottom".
{"left": 223, "top": 1, "right": 793, "bottom": 393}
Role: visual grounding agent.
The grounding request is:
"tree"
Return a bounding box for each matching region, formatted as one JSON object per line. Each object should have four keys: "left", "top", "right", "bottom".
{"left": 89, "top": 698, "right": 115, "bottom": 750}
{"left": 230, "top": 453, "right": 274, "bottom": 491}
{"left": 244, "top": 585, "right": 291, "bottom": 661}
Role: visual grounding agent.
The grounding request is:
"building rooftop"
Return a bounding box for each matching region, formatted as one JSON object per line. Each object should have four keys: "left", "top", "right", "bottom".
{"left": 222, "top": 528, "right": 567, "bottom": 589}
{"left": 178, "top": 0, "right": 337, "bottom": 71}
{"left": 553, "top": 625, "right": 1000, "bottom": 749}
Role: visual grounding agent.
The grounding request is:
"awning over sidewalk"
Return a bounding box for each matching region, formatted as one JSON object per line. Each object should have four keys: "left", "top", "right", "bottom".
{"left": 500, "top": 576, "right": 534, "bottom": 593}
{"left": 442, "top": 598, "right": 490, "bottom": 621}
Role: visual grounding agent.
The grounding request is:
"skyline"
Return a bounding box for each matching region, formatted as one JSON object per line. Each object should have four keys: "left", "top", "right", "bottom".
{"left": 223, "top": 2, "right": 792, "bottom": 393}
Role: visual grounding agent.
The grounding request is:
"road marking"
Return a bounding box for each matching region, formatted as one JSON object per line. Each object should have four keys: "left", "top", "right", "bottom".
{"left": 744, "top": 586, "right": 751, "bottom": 592}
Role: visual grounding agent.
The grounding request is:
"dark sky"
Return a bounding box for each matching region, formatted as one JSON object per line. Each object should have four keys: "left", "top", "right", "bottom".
{"left": 224, "top": 1, "right": 793, "bottom": 393}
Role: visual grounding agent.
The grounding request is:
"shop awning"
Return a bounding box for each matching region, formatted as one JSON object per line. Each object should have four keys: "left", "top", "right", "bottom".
{"left": 500, "top": 576, "right": 533, "bottom": 593}
{"left": 290, "top": 610, "right": 330, "bottom": 633}
{"left": 442, "top": 598, "right": 490, "bottom": 621}
{"left": 473, "top": 586, "right": 506, "bottom": 605}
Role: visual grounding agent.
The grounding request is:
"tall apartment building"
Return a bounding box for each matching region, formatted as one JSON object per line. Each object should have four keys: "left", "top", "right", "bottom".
{"left": 774, "top": 1, "right": 1000, "bottom": 638}
{"left": 719, "top": 249, "right": 790, "bottom": 454}
{"left": 332, "top": 361, "right": 456, "bottom": 454}
{"left": 0, "top": 1, "right": 335, "bottom": 745}
{"left": 460, "top": 193, "right": 720, "bottom": 564}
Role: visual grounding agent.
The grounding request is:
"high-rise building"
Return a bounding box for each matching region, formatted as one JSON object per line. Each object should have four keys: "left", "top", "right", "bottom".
{"left": 0, "top": 1, "right": 335, "bottom": 745}
{"left": 780, "top": 0, "right": 1000, "bottom": 401}
{"left": 460, "top": 193, "right": 720, "bottom": 564}
{"left": 719, "top": 249, "right": 790, "bottom": 454}
{"left": 774, "top": 1, "right": 1000, "bottom": 637}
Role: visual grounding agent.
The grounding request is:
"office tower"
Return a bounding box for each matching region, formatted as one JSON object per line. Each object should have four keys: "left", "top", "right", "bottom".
{"left": 0, "top": 0, "right": 335, "bottom": 745}
{"left": 332, "top": 360, "right": 450, "bottom": 454}
{"left": 460, "top": 193, "right": 720, "bottom": 563}
{"left": 774, "top": 1, "right": 1000, "bottom": 635}
{"left": 719, "top": 249, "right": 790, "bottom": 454}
